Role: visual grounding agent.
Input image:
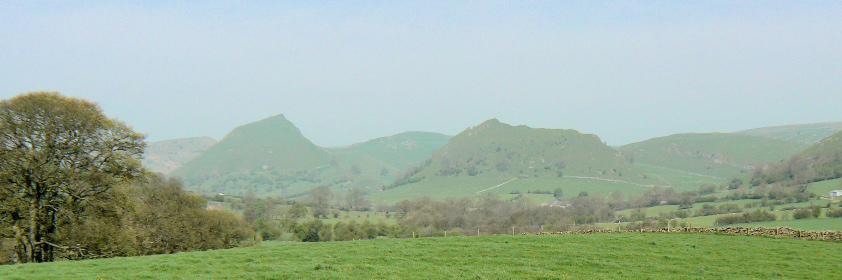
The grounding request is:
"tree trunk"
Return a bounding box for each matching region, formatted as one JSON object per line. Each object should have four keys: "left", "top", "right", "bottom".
{"left": 12, "top": 224, "right": 24, "bottom": 264}
{"left": 28, "top": 207, "right": 37, "bottom": 263}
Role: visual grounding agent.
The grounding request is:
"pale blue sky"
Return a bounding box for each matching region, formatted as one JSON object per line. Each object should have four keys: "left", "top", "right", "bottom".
{"left": 2, "top": 1, "right": 840, "bottom": 146}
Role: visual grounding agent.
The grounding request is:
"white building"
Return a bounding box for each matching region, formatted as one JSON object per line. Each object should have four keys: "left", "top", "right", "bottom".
{"left": 831, "top": 190, "right": 842, "bottom": 197}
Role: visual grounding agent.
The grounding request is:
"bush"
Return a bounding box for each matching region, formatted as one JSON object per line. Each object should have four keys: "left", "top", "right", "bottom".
{"left": 715, "top": 209, "right": 776, "bottom": 225}
{"left": 827, "top": 208, "right": 842, "bottom": 218}
{"left": 792, "top": 208, "right": 813, "bottom": 219}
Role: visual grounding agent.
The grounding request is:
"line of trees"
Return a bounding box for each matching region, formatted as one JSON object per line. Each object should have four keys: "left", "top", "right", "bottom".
{"left": 393, "top": 194, "right": 614, "bottom": 236}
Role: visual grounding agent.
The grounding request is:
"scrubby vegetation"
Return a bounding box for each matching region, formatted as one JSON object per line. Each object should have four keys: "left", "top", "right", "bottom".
{"left": 751, "top": 131, "right": 842, "bottom": 186}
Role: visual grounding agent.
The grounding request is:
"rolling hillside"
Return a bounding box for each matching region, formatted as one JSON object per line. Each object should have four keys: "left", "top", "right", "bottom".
{"left": 167, "top": 115, "right": 450, "bottom": 198}
{"left": 620, "top": 133, "right": 809, "bottom": 179}
{"left": 330, "top": 131, "right": 450, "bottom": 172}
{"left": 141, "top": 136, "right": 217, "bottom": 174}
{"left": 752, "top": 130, "right": 842, "bottom": 185}
{"left": 372, "top": 119, "right": 665, "bottom": 202}
{"left": 735, "top": 121, "right": 842, "bottom": 143}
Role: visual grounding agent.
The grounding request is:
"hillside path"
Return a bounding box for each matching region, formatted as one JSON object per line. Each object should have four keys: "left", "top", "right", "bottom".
{"left": 476, "top": 178, "right": 518, "bottom": 195}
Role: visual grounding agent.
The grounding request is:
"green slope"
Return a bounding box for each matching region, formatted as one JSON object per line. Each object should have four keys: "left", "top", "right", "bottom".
{"left": 373, "top": 119, "right": 664, "bottom": 202}
{"left": 735, "top": 121, "right": 842, "bottom": 143}
{"left": 753, "top": 130, "right": 842, "bottom": 185}
{"left": 800, "top": 130, "right": 842, "bottom": 160}
{"left": 331, "top": 131, "right": 450, "bottom": 172}
{"left": 142, "top": 136, "right": 217, "bottom": 174}
{"left": 168, "top": 115, "right": 449, "bottom": 198}
{"left": 3, "top": 234, "right": 840, "bottom": 279}
{"left": 620, "top": 133, "right": 809, "bottom": 179}
{"left": 169, "top": 115, "right": 333, "bottom": 194}
{"left": 170, "top": 114, "right": 330, "bottom": 178}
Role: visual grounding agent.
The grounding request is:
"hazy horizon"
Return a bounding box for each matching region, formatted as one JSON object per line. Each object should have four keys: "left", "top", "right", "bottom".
{"left": 3, "top": 1, "right": 840, "bottom": 147}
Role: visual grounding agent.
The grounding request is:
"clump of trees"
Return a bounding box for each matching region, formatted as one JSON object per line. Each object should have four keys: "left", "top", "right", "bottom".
{"left": 383, "top": 159, "right": 430, "bottom": 190}
{"left": 292, "top": 220, "right": 400, "bottom": 242}
{"left": 792, "top": 206, "right": 823, "bottom": 219}
{"left": 0, "top": 92, "right": 252, "bottom": 264}
{"left": 714, "top": 209, "right": 777, "bottom": 226}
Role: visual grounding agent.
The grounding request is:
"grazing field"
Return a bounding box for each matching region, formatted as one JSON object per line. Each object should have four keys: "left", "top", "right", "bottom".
{"left": 2, "top": 233, "right": 840, "bottom": 279}
{"left": 808, "top": 178, "right": 842, "bottom": 197}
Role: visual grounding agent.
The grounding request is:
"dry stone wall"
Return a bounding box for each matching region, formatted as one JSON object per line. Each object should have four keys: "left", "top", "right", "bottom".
{"left": 535, "top": 227, "right": 842, "bottom": 242}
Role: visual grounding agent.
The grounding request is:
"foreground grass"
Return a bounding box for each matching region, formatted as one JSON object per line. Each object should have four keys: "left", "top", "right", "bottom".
{"left": 2, "top": 233, "right": 841, "bottom": 279}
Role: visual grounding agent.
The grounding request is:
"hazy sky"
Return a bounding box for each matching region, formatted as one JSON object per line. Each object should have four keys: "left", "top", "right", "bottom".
{"left": 2, "top": 1, "right": 840, "bottom": 147}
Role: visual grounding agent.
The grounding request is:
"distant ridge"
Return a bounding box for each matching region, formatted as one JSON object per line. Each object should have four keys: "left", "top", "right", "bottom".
{"left": 142, "top": 136, "right": 217, "bottom": 174}
{"left": 332, "top": 131, "right": 450, "bottom": 171}
{"left": 735, "top": 121, "right": 842, "bottom": 144}
{"left": 620, "top": 133, "right": 809, "bottom": 178}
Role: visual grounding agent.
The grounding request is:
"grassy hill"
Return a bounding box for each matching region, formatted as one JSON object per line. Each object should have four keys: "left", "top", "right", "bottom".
{"left": 620, "top": 133, "right": 809, "bottom": 179}
{"left": 167, "top": 115, "right": 449, "bottom": 198}
{"left": 331, "top": 131, "right": 450, "bottom": 172}
{"left": 169, "top": 114, "right": 335, "bottom": 196}
{"left": 736, "top": 121, "right": 842, "bottom": 143}
{"left": 170, "top": 114, "right": 331, "bottom": 180}
{"left": 800, "top": 131, "right": 842, "bottom": 181}
{"left": 2, "top": 233, "right": 839, "bottom": 279}
{"left": 141, "top": 136, "right": 216, "bottom": 174}
{"left": 372, "top": 119, "right": 665, "bottom": 203}
{"left": 752, "top": 130, "right": 842, "bottom": 185}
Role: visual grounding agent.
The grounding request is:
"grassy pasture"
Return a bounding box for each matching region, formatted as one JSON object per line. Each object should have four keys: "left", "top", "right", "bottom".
{"left": 809, "top": 178, "right": 842, "bottom": 197}
{"left": 632, "top": 164, "right": 725, "bottom": 192}
{"left": 2, "top": 233, "right": 840, "bottom": 279}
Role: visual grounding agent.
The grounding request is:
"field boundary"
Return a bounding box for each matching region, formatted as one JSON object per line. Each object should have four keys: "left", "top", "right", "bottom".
{"left": 533, "top": 226, "right": 842, "bottom": 242}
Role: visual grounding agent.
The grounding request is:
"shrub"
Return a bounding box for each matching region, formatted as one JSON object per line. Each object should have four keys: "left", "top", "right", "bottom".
{"left": 715, "top": 209, "right": 776, "bottom": 225}
{"left": 792, "top": 208, "right": 813, "bottom": 219}
{"left": 827, "top": 208, "right": 842, "bottom": 218}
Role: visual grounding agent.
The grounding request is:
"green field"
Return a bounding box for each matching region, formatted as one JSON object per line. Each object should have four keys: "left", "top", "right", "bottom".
{"left": 2, "top": 233, "right": 840, "bottom": 279}
{"left": 809, "top": 178, "right": 842, "bottom": 197}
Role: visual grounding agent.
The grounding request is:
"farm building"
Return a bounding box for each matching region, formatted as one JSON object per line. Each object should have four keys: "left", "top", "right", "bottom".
{"left": 831, "top": 190, "right": 842, "bottom": 197}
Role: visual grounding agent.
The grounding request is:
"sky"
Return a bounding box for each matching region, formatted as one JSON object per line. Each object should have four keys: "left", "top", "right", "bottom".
{"left": 2, "top": 1, "right": 841, "bottom": 147}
